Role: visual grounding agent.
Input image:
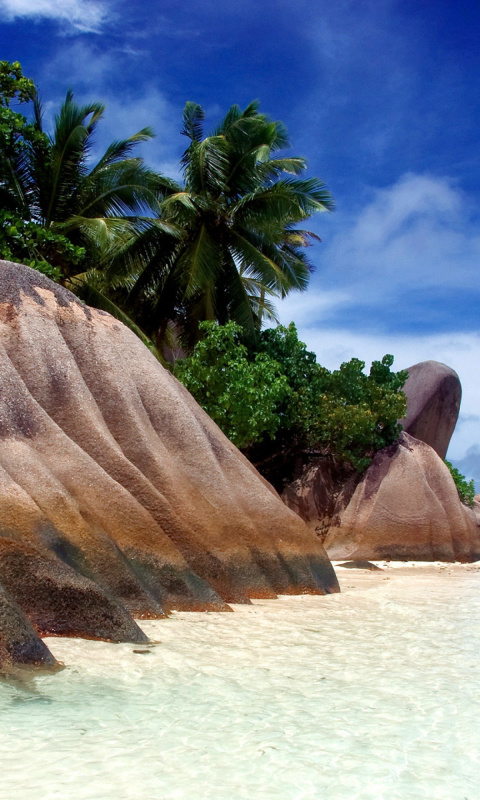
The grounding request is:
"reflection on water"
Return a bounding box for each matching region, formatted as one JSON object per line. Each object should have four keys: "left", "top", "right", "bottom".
{"left": 0, "top": 567, "right": 479, "bottom": 800}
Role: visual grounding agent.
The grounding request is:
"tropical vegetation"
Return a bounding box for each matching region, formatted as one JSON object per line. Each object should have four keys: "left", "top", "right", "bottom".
{"left": 0, "top": 61, "right": 333, "bottom": 356}
{"left": 101, "top": 100, "right": 334, "bottom": 352}
{"left": 445, "top": 460, "right": 475, "bottom": 507}
{"left": 0, "top": 61, "right": 180, "bottom": 346}
{"left": 176, "top": 321, "right": 408, "bottom": 486}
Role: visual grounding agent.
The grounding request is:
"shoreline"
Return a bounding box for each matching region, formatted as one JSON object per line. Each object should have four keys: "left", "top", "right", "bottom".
{"left": 331, "top": 559, "right": 480, "bottom": 593}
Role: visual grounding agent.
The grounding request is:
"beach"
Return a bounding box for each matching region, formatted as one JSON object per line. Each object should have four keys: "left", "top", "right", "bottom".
{"left": 1, "top": 562, "right": 479, "bottom": 800}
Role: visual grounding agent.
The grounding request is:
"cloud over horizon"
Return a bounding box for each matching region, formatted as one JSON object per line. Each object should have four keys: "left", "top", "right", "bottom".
{"left": 289, "top": 172, "right": 480, "bottom": 335}
{"left": 326, "top": 174, "right": 480, "bottom": 295}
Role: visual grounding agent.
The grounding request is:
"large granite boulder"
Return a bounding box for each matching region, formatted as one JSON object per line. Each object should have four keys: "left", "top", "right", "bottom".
{"left": 0, "top": 260, "right": 338, "bottom": 666}
{"left": 322, "top": 433, "right": 480, "bottom": 561}
{"left": 400, "top": 360, "right": 461, "bottom": 458}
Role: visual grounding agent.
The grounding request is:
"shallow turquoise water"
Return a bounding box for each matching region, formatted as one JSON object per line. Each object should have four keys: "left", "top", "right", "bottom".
{"left": 1, "top": 566, "right": 479, "bottom": 800}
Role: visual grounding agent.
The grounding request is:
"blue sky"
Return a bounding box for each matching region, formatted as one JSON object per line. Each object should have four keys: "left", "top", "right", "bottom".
{"left": 1, "top": 0, "right": 479, "bottom": 487}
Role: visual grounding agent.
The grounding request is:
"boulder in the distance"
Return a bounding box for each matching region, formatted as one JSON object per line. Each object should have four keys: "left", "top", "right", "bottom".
{"left": 400, "top": 360, "right": 461, "bottom": 458}
{"left": 322, "top": 433, "right": 480, "bottom": 562}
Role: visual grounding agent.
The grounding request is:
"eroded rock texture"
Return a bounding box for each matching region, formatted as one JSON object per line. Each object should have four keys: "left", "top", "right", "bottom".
{"left": 0, "top": 583, "right": 56, "bottom": 670}
{"left": 322, "top": 433, "right": 480, "bottom": 561}
{"left": 400, "top": 360, "right": 461, "bottom": 458}
{"left": 282, "top": 458, "right": 359, "bottom": 542}
{"left": 0, "top": 260, "right": 339, "bottom": 665}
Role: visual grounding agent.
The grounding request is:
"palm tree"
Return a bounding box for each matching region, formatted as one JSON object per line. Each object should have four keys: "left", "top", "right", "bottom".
{"left": 1, "top": 87, "right": 179, "bottom": 351}
{"left": 3, "top": 88, "right": 177, "bottom": 278}
{"left": 112, "top": 100, "right": 334, "bottom": 351}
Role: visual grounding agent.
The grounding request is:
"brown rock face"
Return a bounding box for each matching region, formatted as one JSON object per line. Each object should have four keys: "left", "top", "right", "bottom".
{"left": 400, "top": 360, "right": 461, "bottom": 458}
{"left": 282, "top": 458, "right": 359, "bottom": 541}
{"left": 0, "top": 583, "right": 57, "bottom": 669}
{"left": 0, "top": 260, "right": 339, "bottom": 665}
{"left": 322, "top": 433, "right": 480, "bottom": 561}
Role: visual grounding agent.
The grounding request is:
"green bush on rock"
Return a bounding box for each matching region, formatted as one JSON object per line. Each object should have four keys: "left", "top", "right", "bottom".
{"left": 0, "top": 210, "right": 85, "bottom": 282}
{"left": 175, "top": 321, "right": 408, "bottom": 485}
{"left": 175, "top": 322, "right": 290, "bottom": 448}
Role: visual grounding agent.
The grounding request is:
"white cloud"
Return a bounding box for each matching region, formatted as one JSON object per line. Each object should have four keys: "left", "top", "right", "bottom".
{"left": 312, "top": 173, "right": 480, "bottom": 303}
{"left": 272, "top": 289, "right": 351, "bottom": 326}
{"left": 0, "top": 0, "right": 110, "bottom": 33}
{"left": 38, "top": 42, "right": 184, "bottom": 178}
{"left": 98, "top": 90, "right": 183, "bottom": 179}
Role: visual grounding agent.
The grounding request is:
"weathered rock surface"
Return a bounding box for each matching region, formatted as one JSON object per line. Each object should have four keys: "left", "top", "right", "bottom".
{"left": 0, "top": 583, "right": 57, "bottom": 670}
{"left": 282, "top": 458, "right": 359, "bottom": 541}
{"left": 400, "top": 360, "right": 461, "bottom": 458}
{"left": 469, "top": 498, "right": 480, "bottom": 527}
{"left": 337, "top": 561, "right": 383, "bottom": 571}
{"left": 0, "top": 260, "right": 339, "bottom": 665}
{"left": 322, "top": 433, "right": 480, "bottom": 561}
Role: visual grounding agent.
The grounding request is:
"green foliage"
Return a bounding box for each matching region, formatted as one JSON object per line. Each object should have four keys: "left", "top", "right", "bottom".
{"left": 444, "top": 460, "right": 475, "bottom": 507}
{"left": 0, "top": 209, "right": 85, "bottom": 281}
{"left": 259, "top": 324, "right": 407, "bottom": 472}
{"left": 175, "top": 322, "right": 408, "bottom": 478}
{"left": 0, "top": 62, "right": 49, "bottom": 219}
{"left": 316, "top": 353, "right": 408, "bottom": 470}
{"left": 0, "top": 60, "right": 36, "bottom": 106}
{"left": 0, "top": 60, "right": 38, "bottom": 152}
{"left": 0, "top": 64, "right": 333, "bottom": 355}
{"left": 175, "top": 321, "right": 289, "bottom": 448}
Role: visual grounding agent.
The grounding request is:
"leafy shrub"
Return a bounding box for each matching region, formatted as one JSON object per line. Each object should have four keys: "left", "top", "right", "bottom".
{"left": 176, "top": 321, "right": 408, "bottom": 482}
{"left": 0, "top": 211, "right": 85, "bottom": 281}
{"left": 444, "top": 460, "right": 476, "bottom": 507}
{"left": 175, "top": 322, "right": 289, "bottom": 448}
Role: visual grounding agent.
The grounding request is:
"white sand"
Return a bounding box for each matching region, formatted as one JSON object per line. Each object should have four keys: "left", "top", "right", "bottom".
{"left": 1, "top": 562, "right": 479, "bottom": 800}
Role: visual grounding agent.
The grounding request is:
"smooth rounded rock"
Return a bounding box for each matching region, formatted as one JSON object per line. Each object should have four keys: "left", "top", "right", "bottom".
{"left": 323, "top": 433, "right": 480, "bottom": 561}
{"left": 400, "top": 360, "right": 461, "bottom": 458}
{"left": 0, "top": 260, "right": 339, "bottom": 659}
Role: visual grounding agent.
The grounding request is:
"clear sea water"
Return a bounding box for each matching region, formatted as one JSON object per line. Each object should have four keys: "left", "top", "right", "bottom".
{"left": 1, "top": 565, "right": 479, "bottom": 800}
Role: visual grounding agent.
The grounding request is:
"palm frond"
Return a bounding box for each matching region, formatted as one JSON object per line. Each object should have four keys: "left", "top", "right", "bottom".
{"left": 76, "top": 161, "right": 164, "bottom": 218}
{"left": 161, "top": 191, "right": 197, "bottom": 212}
{"left": 182, "top": 135, "right": 230, "bottom": 193}
{"left": 239, "top": 274, "right": 280, "bottom": 325}
{"left": 213, "top": 103, "right": 242, "bottom": 135}
{"left": 91, "top": 128, "right": 155, "bottom": 172}
{"left": 181, "top": 101, "right": 205, "bottom": 142}
{"left": 257, "top": 157, "right": 307, "bottom": 181}
{"left": 229, "top": 230, "right": 294, "bottom": 292}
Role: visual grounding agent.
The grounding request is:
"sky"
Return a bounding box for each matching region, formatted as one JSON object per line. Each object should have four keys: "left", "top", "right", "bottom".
{"left": 1, "top": 0, "right": 479, "bottom": 488}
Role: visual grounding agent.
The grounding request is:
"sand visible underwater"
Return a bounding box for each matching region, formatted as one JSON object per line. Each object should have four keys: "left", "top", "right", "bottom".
{"left": 1, "top": 563, "right": 479, "bottom": 800}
